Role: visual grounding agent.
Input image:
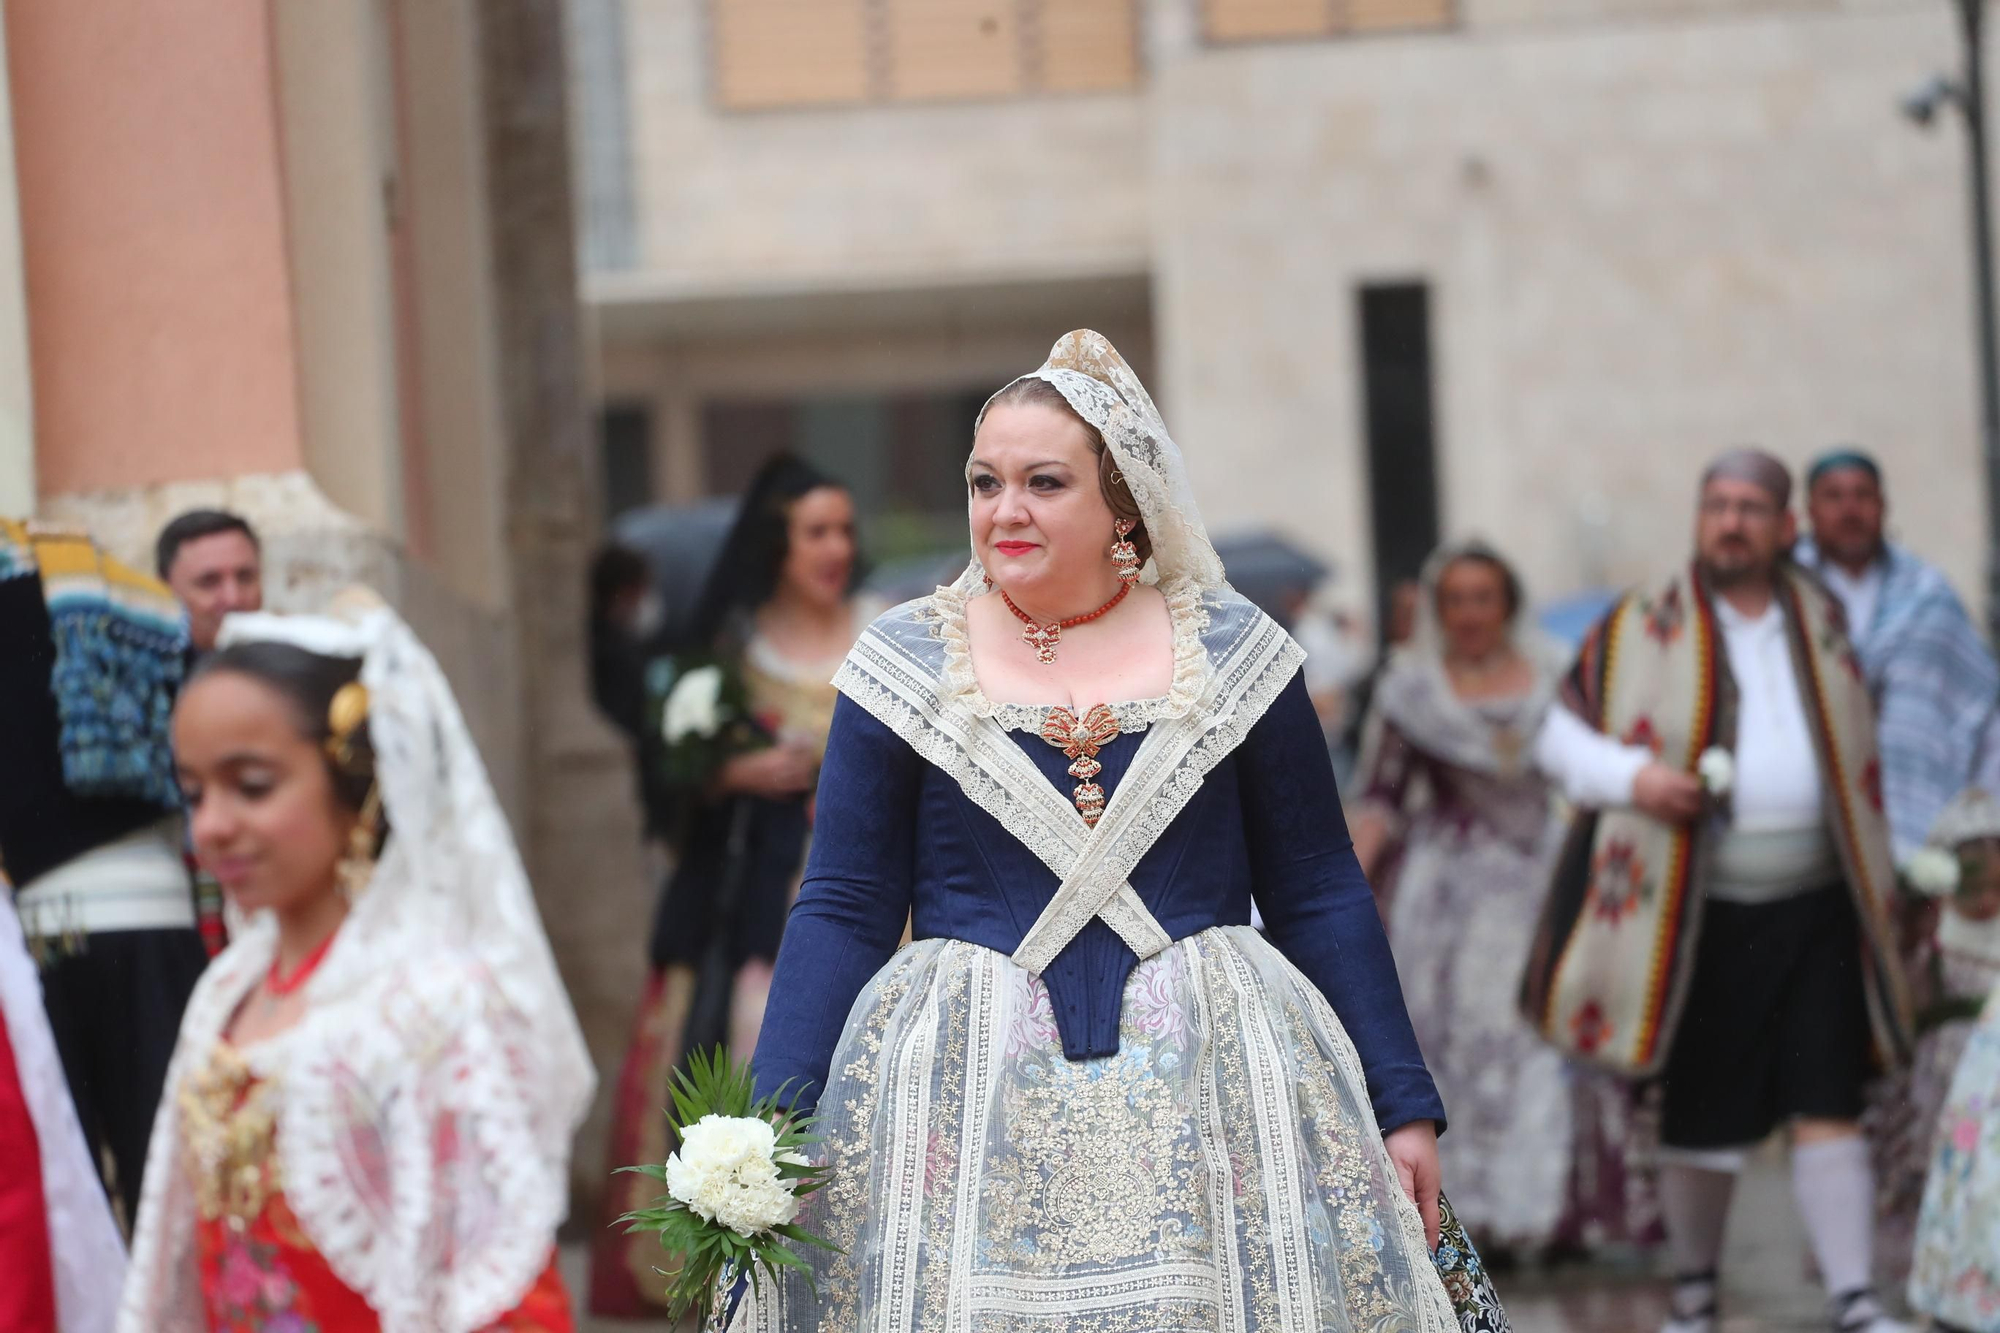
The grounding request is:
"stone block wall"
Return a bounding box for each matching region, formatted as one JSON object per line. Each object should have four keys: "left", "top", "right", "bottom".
{"left": 1151, "top": 0, "right": 1986, "bottom": 606}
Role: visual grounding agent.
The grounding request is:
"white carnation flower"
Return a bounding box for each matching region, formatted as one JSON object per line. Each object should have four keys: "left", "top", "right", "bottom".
{"left": 1905, "top": 847, "right": 1963, "bottom": 898}
{"left": 664, "top": 1113, "right": 799, "bottom": 1237}
{"left": 663, "top": 665, "right": 726, "bottom": 744}
{"left": 1697, "top": 747, "right": 1734, "bottom": 797}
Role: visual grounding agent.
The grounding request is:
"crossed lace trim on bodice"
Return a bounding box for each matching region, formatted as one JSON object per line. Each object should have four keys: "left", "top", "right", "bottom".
{"left": 835, "top": 583, "right": 1306, "bottom": 976}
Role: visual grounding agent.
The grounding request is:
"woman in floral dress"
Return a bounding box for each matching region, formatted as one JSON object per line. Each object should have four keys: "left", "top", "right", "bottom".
{"left": 1906, "top": 792, "right": 2000, "bottom": 1332}
{"left": 1352, "top": 544, "right": 1658, "bottom": 1261}
{"left": 1868, "top": 789, "right": 2000, "bottom": 1287}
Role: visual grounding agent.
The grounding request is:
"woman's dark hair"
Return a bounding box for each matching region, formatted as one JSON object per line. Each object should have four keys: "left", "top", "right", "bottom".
{"left": 1434, "top": 545, "right": 1524, "bottom": 623}
{"left": 187, "top": 642, "right": 380, "bottom": 817}
{"left": 589, "top": 543, "right": 650, "bottom": 629}
{"left": 980, "top": 377, "right": 1152, "bottom": 566}
{"left": 686, "top": 453, "right": 858, "bottom": 647}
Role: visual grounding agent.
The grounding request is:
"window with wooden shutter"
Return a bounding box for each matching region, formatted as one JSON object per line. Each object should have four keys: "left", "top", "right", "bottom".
{"left": 1201, "top": 0, "right": 1453, "bottom": 42}
{"left": 709, "top": 0, "right": 1140, "bottom": 110}
{"left": 711, "top": 0, "right": 872, "bottom": 110}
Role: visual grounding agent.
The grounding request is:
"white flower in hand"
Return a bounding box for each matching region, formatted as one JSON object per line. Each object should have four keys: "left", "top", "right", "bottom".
{"left": 1696, "top": 748, "right": 1734, "bottom": 798}
{"left": 663, "top": 665, "right": 726, "bottom": 744}
{"left": 665, "top": 1113, "right": 801, "bottom": 1237}
{"left": 1905, "top": 847, "right": 1963, "bottom": 899}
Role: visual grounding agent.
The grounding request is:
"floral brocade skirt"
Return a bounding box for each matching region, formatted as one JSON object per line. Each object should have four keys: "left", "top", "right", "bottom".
{"left": 1909, "top": 996, "right": 2000, "bottom": 1332}
{"left": 726, "top": 927, "right": 1505, "bottom": 1333}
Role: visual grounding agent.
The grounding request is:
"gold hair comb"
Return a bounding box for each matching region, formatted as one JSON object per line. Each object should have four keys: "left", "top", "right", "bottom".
{"left": 326, "top": 681, "right": 370, "bottom": 765}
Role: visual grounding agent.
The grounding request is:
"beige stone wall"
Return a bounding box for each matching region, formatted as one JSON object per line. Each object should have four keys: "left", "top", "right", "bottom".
{"left": 596, "top": 0, "right": 1993, "bottom": 615}
{"left": 603, "top": 0, "right": 1152, "bottom": 295}
{"left": 1152, "top": 0, "right": 1987, "bottom": 606}
{"left": 269, "top": 1, "right": 406, "bottom": 544}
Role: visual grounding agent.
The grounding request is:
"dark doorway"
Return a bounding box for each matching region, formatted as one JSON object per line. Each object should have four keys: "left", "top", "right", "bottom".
{"left": 599, "top": 402, "right": 654, "bottom": 521}
{"left": 1357, "top": 282, "right": 1442, "bottom": 647}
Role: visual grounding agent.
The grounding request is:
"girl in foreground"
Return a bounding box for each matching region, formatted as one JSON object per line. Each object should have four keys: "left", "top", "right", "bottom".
{"left": 119, "top": 596, "right": 594, "bottom": 1331}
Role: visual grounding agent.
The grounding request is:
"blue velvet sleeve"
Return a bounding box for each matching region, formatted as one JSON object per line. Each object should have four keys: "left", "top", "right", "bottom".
{"left": 1241, "top": 672, "right": 1447, "bottom": 1136}
{"left": 750, "top": 693, "right": 920, "bottom": 1113}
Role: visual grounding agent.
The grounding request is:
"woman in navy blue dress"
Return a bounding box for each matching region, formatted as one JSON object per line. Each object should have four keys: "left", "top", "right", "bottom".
{"left": 738, "top": 332, "right": 1503, "bottom": 1333}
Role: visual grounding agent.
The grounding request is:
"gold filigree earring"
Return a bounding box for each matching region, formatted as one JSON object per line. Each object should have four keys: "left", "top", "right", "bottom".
{"left": 335, "top": 789, "right": 381, "bottom": 903}
{"left": 1109, "top": 519, "right": 1141, "bottom": 584}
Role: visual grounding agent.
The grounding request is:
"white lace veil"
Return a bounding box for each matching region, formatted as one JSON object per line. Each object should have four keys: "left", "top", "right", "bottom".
{"left": 959, "top": 329, "right": 1228, "bottom": 595}
{"left": 1366, "top": 541, "right": 1572, "bottom": 777}
{"left": 1402, "top": 540, "right": 1571, "bottom": 677}
{"left": 119, "top": 594, "right": 594, "bottom": 1332}
{"left": 213, "top": 596, "right": 595, "bottom": 1123}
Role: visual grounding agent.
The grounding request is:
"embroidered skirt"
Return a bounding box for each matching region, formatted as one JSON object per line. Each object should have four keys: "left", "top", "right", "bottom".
{"left": 727, "top": 927, "right": 1499, "bottom": 1333}
{"left": 1909, "top": 996, "right": 2000, "bottom": 1332}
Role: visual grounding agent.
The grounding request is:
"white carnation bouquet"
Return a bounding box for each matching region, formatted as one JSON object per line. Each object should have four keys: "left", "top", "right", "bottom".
{"left": 618, "top": 1048, "right": 836, "bottom": 1321}
{"left": 650, "top": 654, "right": 765, "bottom": 791}
{"left": 1903, "top": 846, "right": 1964, "bottom": 899}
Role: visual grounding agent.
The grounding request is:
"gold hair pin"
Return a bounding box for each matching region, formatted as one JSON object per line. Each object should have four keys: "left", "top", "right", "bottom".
{"left": 326, "top": 682, "right": 370, "bottom": 764}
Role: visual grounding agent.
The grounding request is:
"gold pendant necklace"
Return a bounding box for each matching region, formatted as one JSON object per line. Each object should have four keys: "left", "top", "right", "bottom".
{"left": 1040, "top": 704, "right": 1122, "bottom": 825}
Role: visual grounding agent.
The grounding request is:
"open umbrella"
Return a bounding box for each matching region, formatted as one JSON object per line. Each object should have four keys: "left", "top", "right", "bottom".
{"left": 1535, "top": 589, "right": 1618, "bottom": 648}
{"left": 1213, "top": 531, "right": 1333, "bottom": 623}
{"left": 612, "top": 498, "right": 740, "bottom": 651}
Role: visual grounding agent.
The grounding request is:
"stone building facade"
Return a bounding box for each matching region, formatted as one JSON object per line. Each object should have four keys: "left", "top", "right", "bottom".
{"left": 581, "top": 0, "right": 1990, "bottom": 619}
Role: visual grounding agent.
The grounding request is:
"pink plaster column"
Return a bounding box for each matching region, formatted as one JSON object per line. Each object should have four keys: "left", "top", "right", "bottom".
{"left": 7, "top": 0, "right": 305, "bottom": 496}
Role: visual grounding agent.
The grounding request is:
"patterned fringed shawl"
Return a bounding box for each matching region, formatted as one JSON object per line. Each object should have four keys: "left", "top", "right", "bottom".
{"left": 1519, "top": 561, "right": 1913, "bottom": 1078}
{"left": 1797, "top": 539, "right": 2000, "bottom": 862}
{"left": 0, "top": 520, "right": 187, "bottom": 808}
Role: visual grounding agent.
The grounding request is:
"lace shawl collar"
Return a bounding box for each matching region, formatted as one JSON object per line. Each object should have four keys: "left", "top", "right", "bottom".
{"left": 1371, "top": 651, "right": 1565, "bottom": 778}
{"left": 834, "top": 579, "right": 1304, "bottom": 973}
{"left": 118, "top": 919, "right": 574, "bottom": 1333}
{"left": 929, "top": 577, "right": 1210, "bottom": 734}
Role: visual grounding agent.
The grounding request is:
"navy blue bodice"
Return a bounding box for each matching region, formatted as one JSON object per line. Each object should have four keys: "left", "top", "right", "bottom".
{"left": 751, "top": 673, "right": 1445, "bottom": 1136}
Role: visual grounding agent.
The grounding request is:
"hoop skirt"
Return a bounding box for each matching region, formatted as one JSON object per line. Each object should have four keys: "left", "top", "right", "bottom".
{"left": 730, "top": 928, "right": 1494, "bottom": 1333}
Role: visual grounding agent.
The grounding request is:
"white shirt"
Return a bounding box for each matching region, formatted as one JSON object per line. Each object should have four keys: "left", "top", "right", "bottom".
{"left": 1821, "top": 559, "right": 1885, "bottom": 649}
{"left": 1533, "top": 597, "right": 1825, "bottom": 830}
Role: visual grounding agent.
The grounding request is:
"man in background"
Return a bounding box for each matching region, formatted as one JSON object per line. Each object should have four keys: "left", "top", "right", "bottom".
{"left": 1, "top": 519, "right": 207, "bottom": 1222}
{"left": 1526, "top": 451, "right": 1913, "bottom": 1333}
{"left": 1794, "top": 449, "right": 2000, "bottom": 864}
{"left": 156, "top": 508, "right": 262, "bottom": 656}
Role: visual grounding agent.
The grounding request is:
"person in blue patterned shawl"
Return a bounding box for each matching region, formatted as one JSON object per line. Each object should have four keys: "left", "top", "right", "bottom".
{"left": 1795, "top": 449, "right": 2000, "bottom": 865}
{"left": 0, "top": 518, "right": 206, "bottom": 1225}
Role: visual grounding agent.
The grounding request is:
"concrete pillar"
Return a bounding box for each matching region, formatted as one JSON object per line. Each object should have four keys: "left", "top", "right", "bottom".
{"left": 0, "top": 7, "right": 32, "bottom": 516}
{"left": 474, "top": 0, "right": 645, "bottom": 1210}
{"left": 6, "top": 0, "right": 306, "bottom": 495}
{"left": 267, "top": 0, "right": 406, "bottom": 540}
